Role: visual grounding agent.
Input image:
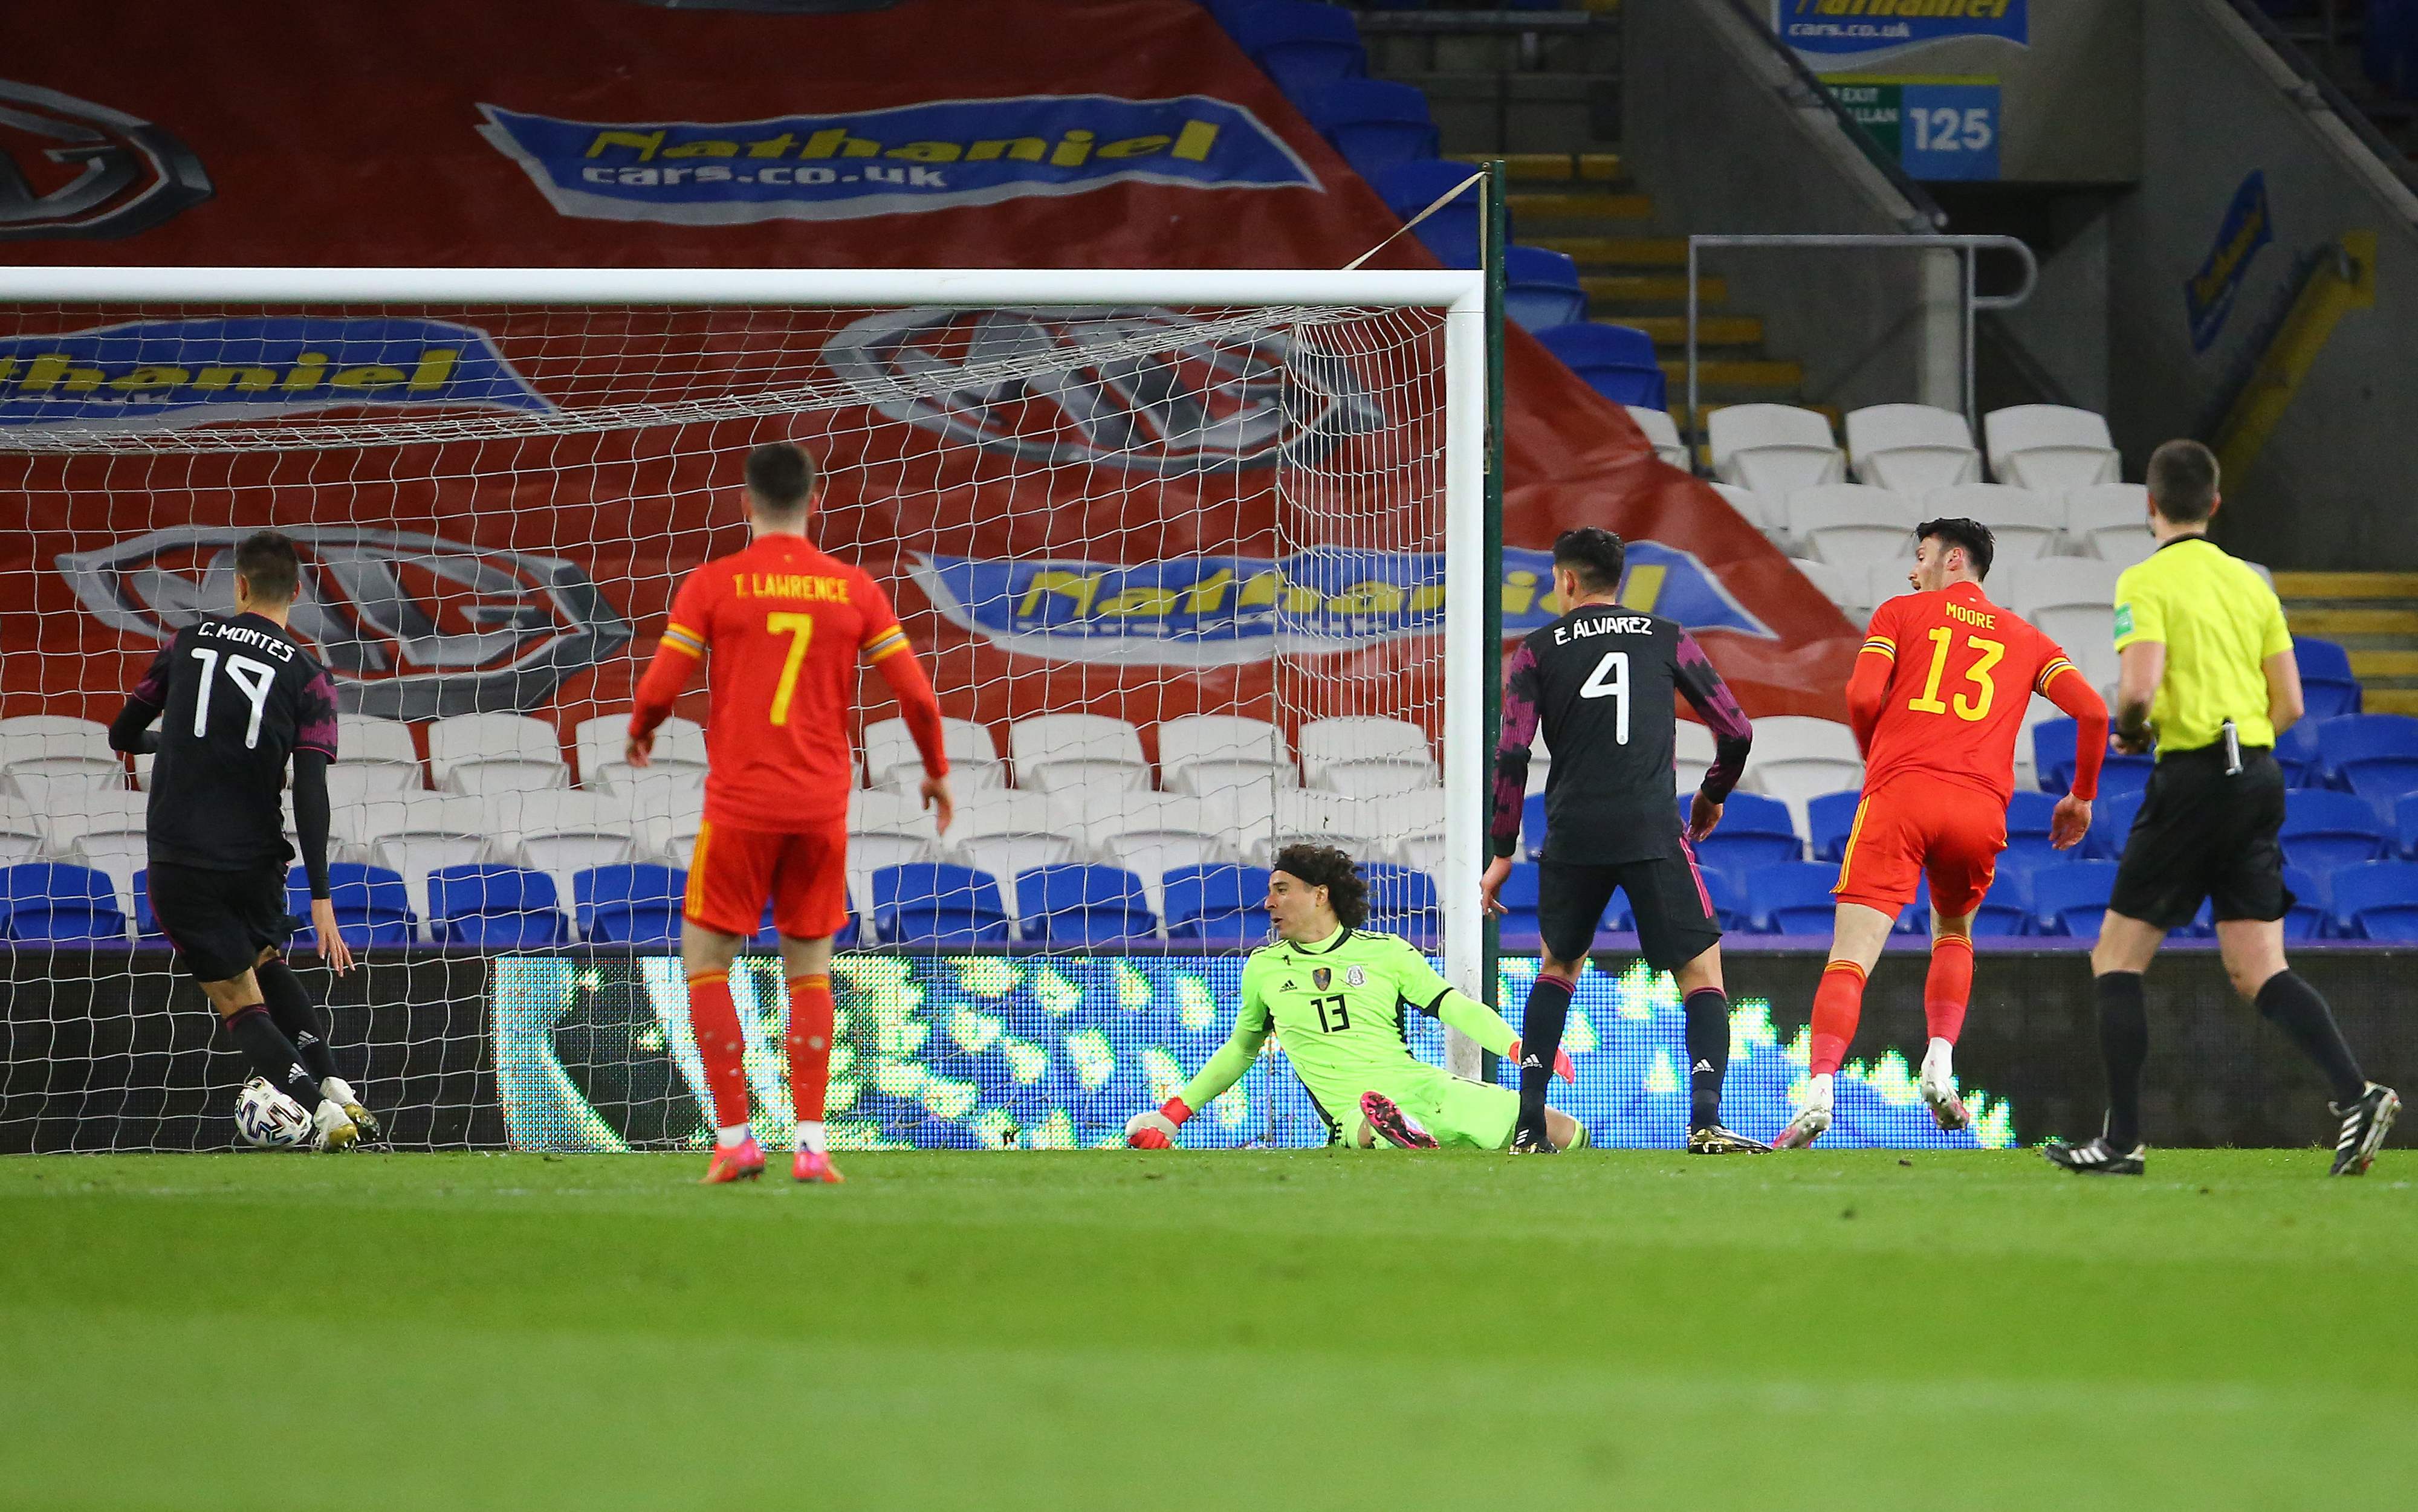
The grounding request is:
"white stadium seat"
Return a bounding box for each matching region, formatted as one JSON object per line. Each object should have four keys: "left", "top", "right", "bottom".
{"left": 1674, "top": 722, "right": 1716, "bottom": 796}
{"left": 864, "top": 716, "right": 1003, "bottom": 793}
{"left": 343, "top": 792, "right": 491, "bottom": 930}
{"left": 0, "top": 795, "right": 47, "bottom": 864}
{"left": 1744, "top": 716, "right": 1863, "bottom": 836}
{"left": 5, "top": 766, "right": 128, "bottom": 816}
{"left": 324, "top": 762, "right": 420, "bottom": 807}
{"left": 1381, "top": 787, "right": 1453, "bottom": 872}
{"left": 1626, "top": 404, "right": 1690, "bottom": 470}
{"left": 1846, "top": 404, "right": 1980, "bottom": 496}
{"left": 1922, "top": 483, "right": 2062, "bottom": 563}
{"left": 1081, "top": 792, "right": 1232, "bottom": 921}
{"left": 1866, "top": 560, "right": 1920, "bottom": 616}
{"left": 1156, "top": 714, "right": 1297, "bottom": 796}
{"left": 426, "top": 712, "right": 565, "bottom": 795}
{"left": 1253, "top": 789, "right": 1378, "bottom": 864}
{"left": 1707, "top": 481, "right": 1778, "bottom": 535}
{"left": 2001, "top": 558, "right": 2126, "bottom": 688}
{"left": 1787, "top": 484, "right": 1920, "bottom": 567}
{"left": 34, "top": 787, "right": 148, "bottom": 851}
{"left": 576, "top": 712, "right": 706, "bottom": 792}
{"left": 484, "top": 789, "right": 641, "bottom": 899}
{"left": 1525, "top": 727, "right": 1553, "bottom": 796}
{"left": 846, "top": 787, "right": 945, "bottom": 877}
{"left": 614, "top": 768, "right": 707, "bottom": 831}
{"left": 0, "top": 714, "right": 120, "bottom": 783}
{"left": 1708, "top": 404, "right": 1845, "bottom": 502}
{"left": 68, "top": 830, "right": 151, "bottom": 923}
{"left": 1010, "top": 712, "right": 1152, "bottom": 793}
{"left": 1985, "top": 404, "right": 2120, "bottom": 493}
{"left": 944, "top": 791, "right": 1080, "bottom": 891}
{"left": 1299, "top": 716, "right": 1437, "bottom": 797}
{"left": 1790, "top": 557, "right": 1861, "bottom": 619}
{"left": 334, "top": 713, "right": 421, "bottom": 774}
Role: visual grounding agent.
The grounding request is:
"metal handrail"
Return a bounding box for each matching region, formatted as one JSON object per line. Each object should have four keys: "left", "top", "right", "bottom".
{"left": 1722, "top": 0, "right": 1947, "bottom": 233}
{"left": 1684, "top": 233, "right": 2040, "bottom": 447}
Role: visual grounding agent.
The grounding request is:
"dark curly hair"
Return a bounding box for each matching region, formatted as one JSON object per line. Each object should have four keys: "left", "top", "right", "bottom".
{"left": 1269, "top": 842, "right": 1367, "bottom": 929}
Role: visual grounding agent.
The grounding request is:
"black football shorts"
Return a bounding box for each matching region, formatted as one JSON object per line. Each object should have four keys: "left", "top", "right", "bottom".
{"left": 1537, "top": 851, "right": 1723, "bottom": 972}
{"left": 146, "top": 861, "right": 297, "bottom": 984}
{"left": 2107, "top": 746, "right": 2292, "bottom": 929}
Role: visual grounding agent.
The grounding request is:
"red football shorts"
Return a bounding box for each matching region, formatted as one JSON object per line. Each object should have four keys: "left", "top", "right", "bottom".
{"left": 1832, "top": 774, "right": 2007, "bottom": 919}
{"left": 682, "top": 818, "right": 852, "bottom": 941}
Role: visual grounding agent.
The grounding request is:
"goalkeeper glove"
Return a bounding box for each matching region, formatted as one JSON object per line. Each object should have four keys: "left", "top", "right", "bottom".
{"left": 1508, "top": 1038, "right": 1576, "bottom": 1083}
{"left": 1124, "top": 1096, "right": 1191, "bottom": 1149}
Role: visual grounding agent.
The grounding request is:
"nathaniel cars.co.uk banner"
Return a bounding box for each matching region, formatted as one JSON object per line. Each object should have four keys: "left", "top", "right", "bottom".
{"left": 0, "top": 0, "right": 1856, "bottom": 754}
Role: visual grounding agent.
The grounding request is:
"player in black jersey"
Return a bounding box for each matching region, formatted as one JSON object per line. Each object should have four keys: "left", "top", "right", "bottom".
{"left": 1483, "top": 528, "right": 1768, "bottom": 1155}
{"left": 107, "top": 530, "right": 378, "bottom": 1149}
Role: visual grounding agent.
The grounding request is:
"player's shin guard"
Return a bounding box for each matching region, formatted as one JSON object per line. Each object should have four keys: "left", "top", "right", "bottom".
{"left": 1924, "top": 934, "right": 1973, "bottom": 1045}
{"left": 2096, "top": 971, "right": 2148, "bottom": 1150}
{"left": 1809, "top": 960, "right": 1867, "bottom": 1077}
{"left": 786, "top": 973, "right": 834, "bottom": 1154}
{"left": 1517, "top": 972, "right": 1576, "bottom": 1129}
{"left": 686, "top": 970, "right": 753, "bottom": 1145}
{"left": 223, "top": 1003, "right": 329, "bottom": 1117}
{"left": 1682, "top": 987, "right": 1731, "bottom": 1132}
{"left": 256, "top": 958, "right": 338, "bottom": 1085}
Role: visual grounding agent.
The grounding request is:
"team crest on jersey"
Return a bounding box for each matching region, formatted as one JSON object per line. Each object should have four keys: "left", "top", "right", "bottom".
{"left": 56, "top": 526, "right": 630, "bottom": 720}
{"left": 1346, "top": 965, "right": 1366, "bottom": 987}
{"left": 1312, "top": 968, "right": 1332, "bottom": 992}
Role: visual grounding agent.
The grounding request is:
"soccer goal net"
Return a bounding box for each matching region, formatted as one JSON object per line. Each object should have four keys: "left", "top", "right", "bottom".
{"left": 0, "top": 267, "right": 1488, "bottom": 1154}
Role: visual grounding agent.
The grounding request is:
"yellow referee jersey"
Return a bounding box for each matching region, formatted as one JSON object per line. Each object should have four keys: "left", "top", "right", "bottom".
{"left": 2112, "top": 535, "right": 2292, "bottom": 753}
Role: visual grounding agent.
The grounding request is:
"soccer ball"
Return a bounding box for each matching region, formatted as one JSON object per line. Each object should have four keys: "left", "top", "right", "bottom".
{"left": 235, "top": 1077, "right": 314, "bottom": 1150}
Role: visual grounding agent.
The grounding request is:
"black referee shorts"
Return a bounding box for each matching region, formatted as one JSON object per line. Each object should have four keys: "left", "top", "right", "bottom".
{"left": 146, "top": 861, "right": 298, "bottom": 985}
{"left": 1537, "top": 850, "right": 1722, "bottom": 973}
{"left": 2107, "top": 746, "right": 2292, "bottom": 930}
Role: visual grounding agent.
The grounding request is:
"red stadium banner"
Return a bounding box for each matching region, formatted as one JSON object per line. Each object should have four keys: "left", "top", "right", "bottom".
{"left": 0, "top": 0, "right": 1854, "bottom": 755}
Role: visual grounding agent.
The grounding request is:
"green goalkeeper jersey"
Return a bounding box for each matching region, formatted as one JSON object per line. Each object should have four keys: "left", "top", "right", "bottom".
{"left": 1173, "top": 925, "right": 1518, "bottom": 1140}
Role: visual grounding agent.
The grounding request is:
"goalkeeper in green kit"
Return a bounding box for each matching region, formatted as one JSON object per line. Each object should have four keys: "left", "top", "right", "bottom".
{"left": 1126, "top": 844, "right": 1586, "bottom": 1151}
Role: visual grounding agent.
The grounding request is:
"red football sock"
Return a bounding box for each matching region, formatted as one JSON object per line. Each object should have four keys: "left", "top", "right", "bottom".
{"left": 1925, "top": 934, "right": 1974, "bottom": 1045}
{"left": 686, "top": 970, "right": 751, "bottom": 1135}
{"left": 786, "top": 973, "right": 835, "bottom": 1125}
{"left": 1809, "top": 960, "right": 1868, "bottom": 1077}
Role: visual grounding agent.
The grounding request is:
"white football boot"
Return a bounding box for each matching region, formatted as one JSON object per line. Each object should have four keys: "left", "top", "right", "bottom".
{"left": 1775, "top": 1073, "right": 1833, "bottom": 1149}
{"left": 1919, "top": 1039, "right": 1970, "bottom": 1131}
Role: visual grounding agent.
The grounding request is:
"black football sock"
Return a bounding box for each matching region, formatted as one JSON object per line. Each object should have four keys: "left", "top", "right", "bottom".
{"left": 1684, "top": 987, "right": 1731, "bottom": 1132}
{"left": 2253, "top": 971, "right": 2367, "bottom": 1104}
{"left": 257, "top": 958, "right": 339, "bottom": 1087}
{"left": 224, "top": 1004, "right": 328, "bottom": 1114}
{"left": 1518, "top": 971, "right": 1577, "bottom": 1129}
{"left": 2095, "top": 971, "right": 2148, "bottom": 1149}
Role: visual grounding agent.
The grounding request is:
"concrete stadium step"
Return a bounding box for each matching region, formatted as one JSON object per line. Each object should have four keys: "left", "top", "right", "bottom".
{"left": 1583, "top": 273, "right": 1725, "bottom": 308}
{"left": 1453, "top": 151, "right": 1625, "bottom": 185}
{"left": 1659, "top": 357, "right": 1804, "bottom": 392}
{"left": 2286, "top": 607, "right": 2418, "bottom": 638}
{"left": 1615, "top": 314, "right": 1765, "bottom": 349}
{"left": 2364, "top": 690, "right": 2418, "bottom": 714}
{"left": 1507, "top": 191, "right": 1655, "bottom": 224}
{"left": 2271, "top": 571, "right": 2418, "bottom": 600}
{"left": 2348, "top": 650, "right": 2418, "bottom": 678}
{"left": 1528, "top": 234, "right": 1691, "bottom": 268}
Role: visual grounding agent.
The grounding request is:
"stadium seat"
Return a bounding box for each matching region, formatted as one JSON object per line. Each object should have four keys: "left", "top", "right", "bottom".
{"left": 872, "top": 862, "right": 1009, "bottom": 945}
{"left": 426, "top": 864, "right": 569, "bottom": 948}
{"left": 1522, "top": 729, "right": 1556, "bottom": 798}
{"left": 948, "top": 792, "right": 1082, "bottom": 884}
{"left": 1807, "top": 790, "right": 1861, "bottom": 862}
{"left": 1790, "top": 558, "right": 1860, "bottom": 620}
{"left": 574, "top": 864, "right": 685, "bottom": 946}
{"left": 0, "top": 795, "right": 48, "bottom": 866}
{"left": 1743, "top": 862, "right": 1838, "bottom": 934}
{"left": 1522, "top": 791, "right": 1548, "bottom": 859}
{"left": 1707, "top": 404, "right": 1844, "bottom": 502}
{"left": 2082, "top": 790, "right": 2146, "bottom": 862}
{"left": 1687, "top": 790, "right": 1801, "bottom": 872}
{"left": 345, "top": 791, "right": 490, "bottom": 930}
{"left": 1163, "top": 863, "right": 1274, "bottom": 942}
{"left": 1919, "top": 483, "right": 2062, "bottom": 561}
{"left": 1014, "top": 864, "right": 1155, "bottom": 945}
{"left": 2031, "top": 861, "right": 2119, "bottom": 938}
{"left": 323, "top": 762, "right": 420, "bottom": 807}
{"left": 864, "top": 716, "right": 1004, "bottom": 793}
{"left": 35, "top": 787, "right": 148, "bottom": 853}
{"left": 65, "top": 829, "right": 148, "bottom": 921}
{"left": 0, "top": 714, "right": 124, "bottom": 792}
{"left": 1864, "top": 559, "right": 1919, "bottom": 617}
{"left": 2315, "top": 714, "right": 2418, "bottom": 800}
{"left": 484, "top": 789, "right": 641, "bottom": 895}
{"left": 1302, "top": 79, "right": 1437, "bottom": 181}
{"left": 1083, "top": 793, "right": 1231, "bottom": 914}
{"left": 1673, "top": 722, "right": 1715, "bottom": 796}
{"left": 1785, "top": 483, "right": 1920, "bottom": 567}
{"left": 332, "top": 713, "right": 424, "bottom": 787}
{"left": 1742, "top": 716, "right": 1862, "bottom": 834}
{"left": 1381, "top": 787, "right": 1451, "bottom": 873}
{"left": 2001, "top": 559, "right": 2125, "bottom": 688}
{"left": 5, "top": 767, "right": 130, "bottom": 817}
{"left": 1534, "top": 323, "right": 1666, "bottom": 411}
{"left": 1844, "top": 404, "right": 1980, "bottom": 495}
{"left": 2294, "top": 639, "right": 2362, "bottom": 720}
{"left": 2394, "top": 791, "right": 2418, "bottom": 858}
{"left": 1300, "top": 716, "right": 1435, "bottom": 796}
{"left": 2273, "top": 717, "right": 2324, "bottom": 788}
{"left": 2326, "top": 861, "right": 2418, "bottom": 941}
{"left": 1009, "top": 713, "right": 1152, "bottom": 794}
{"left": 2063, "top": 483, "right": 2151, "bottom": 557}
{"left": 0, "top": 862, "right": 127, "bottom": 941}
{"left": 1360, "top": 862, "right": 1439, "bottom": 944}
{"left": 1626, "top": 404, "right": 1689, "bottom": 470}
{"left": 1709, "top": 480, "right": 1778, "bottom": 535}
{"left": 1371, "top": 160, "right": 1489, "bottom": 269}
{"left": 1232, "top": 1, "right": 1366, "bottom": 98}
{"left": 2003, "top": 787, "right": 2059, "bottom": 845}
{"left": 1506, "top": 245, "right": 1588, "bottom": 333}
{"left": 1493, "top": 861, "right": 1541, "bottom": 948}
{"left": 285, "top": 862, "right": 414, "bottom": 948}
{"left": 1156, "top": 714, "right": 1297, "bottom": 796}
{"left": 2280, "top": 789, "right": 2391, "bottom": 871}
{"left": 575, "top": 712, "right": 706, "bottom": 792}
{"left": 847, "top": 787, "right": 945, "bottom": 882}
{"left": 1982, "top": 404, "right": 2120, "bottom": 493}
{"left": 2031, "top": 716, "right": 2152, "bottom": 799}
{"left": 612, "top": 768, "right": 707, "bottom": 834}
{"left": 2278, "top": 865, "right": 2328, "bottom": 940}
{"left": 1257, "top": 789, "right": 1379, "bottom": 862}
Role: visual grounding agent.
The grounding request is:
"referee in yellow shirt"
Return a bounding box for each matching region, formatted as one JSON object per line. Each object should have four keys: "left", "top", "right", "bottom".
{"left": 2045, "top": 440, "right": 2398, "bottom": 1177}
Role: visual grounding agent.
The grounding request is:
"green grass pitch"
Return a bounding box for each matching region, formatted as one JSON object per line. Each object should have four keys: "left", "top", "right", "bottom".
{"left": 3, "top": 1148, "right": 2411, "bottom": 1510}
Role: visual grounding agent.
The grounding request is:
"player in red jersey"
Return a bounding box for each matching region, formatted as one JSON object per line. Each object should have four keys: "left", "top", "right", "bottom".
{"left": 1775, "top": 518, "right": 2110, "bottom": 1148}
{"left": 627, "top": 443, "right": 952, "bottom": 1184}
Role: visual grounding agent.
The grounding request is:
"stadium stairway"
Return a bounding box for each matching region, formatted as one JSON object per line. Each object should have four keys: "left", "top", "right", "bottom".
{"left": 2278, "top": 571, "right": 2418, "bottom": 714}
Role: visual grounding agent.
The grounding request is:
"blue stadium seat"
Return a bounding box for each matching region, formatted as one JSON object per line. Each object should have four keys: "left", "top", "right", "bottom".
{"left": 1968, "top": 879, "right": 2031, "bottom": 937}
{"left": 1232, "top": 2, "right": 1365, "bottom": 98}
{"left": 1504, "top": 245, "right": 1587, "bottom": 332}
{"left": 2295, "top": 638, "right": 2362, "bottom": 719}
{"left": 1697, "top": 865, "right": 1752, "bottom": 932}
{"left": 2327, "top": 860, "right": 2418, "bottom": 941}
{"left": 1015, "top": 865, "right": 1155, "bottom": 946}
{"left": 1807, "top": 790, "right": 1862, "bottom": 863}
{"left": 1371, "top": 160, "right": 1493, "bottom": 270}
{"left": 2396, "top": 791, "right": 2418, "bottom": 858}
{"left": 1201, "top": 0, "right": 1270, "bottom": 30}
{"left": 2032, "top": 717, "right": 2153, "bottom": 797}
{"left": 1494, "top": 861, "right": 1541, "bottom": 948}
{"left": 130, "top": 869, "right": 165, "bottom": 942}
{"left": 1522, "top": 790, "right": 1548, "bottom": 858}
{"left": 1361, "top": 862, "right": 1440, "bottom": 944}
{"left": 1744, "top": 862, "right": 1838, "bottom": 934}
{"left": 574, "top": 864, "right": 685, "bottom": 946}
{"left": 1991, "top": 845, "right": 2061, "bottom": 907}
{"left": 2000, "top": 790, "right": 2066, "bottom": 875}
{"left": 285, "top": 862, "right": 413, "bottom": 948}
{"left": 2280, "top": 789, "right": 2391, "bottom": 872}
{"left": 1, "top": 863, "right": 126, "bottom": 942}
{"left": 2316, "top": 714, "right": 2418, "bottom": 804}
{"left": 426, "top": 864, "right": 569, "bottom": 948}
{"left": 2031, "top": 861, "right": 2119, "bottom": 939}
{"left": 872, "top": 863, "right": 1009, "bottom": 946}
{"left": 2279, "top": 864, "right": 2329, "bottom": 940}
{"left": 2272, "top": 717, "right": 2323, "bottom": 787}
{"left": 2085, "top": 790, "right": 2147, "bottom": 861}
{"left": 1164, "top": 864, "right": 1274, "bottom": 943}
{"left": 1533, "top": 321, "right": 1667, "bottom": 410}
{"left": 1302, "top": 80, "right": 1437, "bottom": 181}
{"left": 1685, "top": 789, "right": 1801, "bottom": 872}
